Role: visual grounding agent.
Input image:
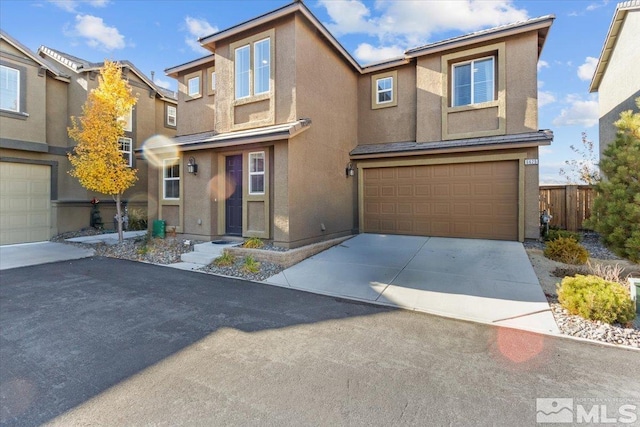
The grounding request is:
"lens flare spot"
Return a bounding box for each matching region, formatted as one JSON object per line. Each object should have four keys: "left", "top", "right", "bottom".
{"left": 142, "top": 135, "right": 178, "bottom": 169}
{"left": 495, "top": 328, "right": 545, "bottom": 364}
{"left": 208, "top": 174, "right": 237, "bottom": 201}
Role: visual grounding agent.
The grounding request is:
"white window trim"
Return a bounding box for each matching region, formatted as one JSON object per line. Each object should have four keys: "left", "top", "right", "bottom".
{"left": 452, "top": 56, "right": 495, "bottom": 107}
{"left": 187, "top": 76, "right": 201, "bottom": 97}
{"left": 376, "top": 76, "right": 393, "bottom": 105}
{"left": 163, "top": 158, "right": 180, "bottom": 200}
{"left": 235, "top": 44, "right": 251, "bottom": 99}
{"left": 211, "top": 71, "right": 216, "bottom": 91}
{"left": 119, "top": 137, "right": 133, "bottom": 167}
{"left": 248, "top": 151, "right": 265, "bottom": 195}
{"left": 167, "top": 105, "right": 177, "bottom": 127}
{"left": 1, "top": 65, "right": 20, "bottom": 112}
{"left": 119, "top": 108, "right": 133, "bottom": 132}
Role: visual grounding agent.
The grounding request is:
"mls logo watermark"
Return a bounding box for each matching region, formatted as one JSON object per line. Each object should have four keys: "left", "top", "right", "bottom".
{"left": 536, "top": 398, "right": 638, "bottom": 424}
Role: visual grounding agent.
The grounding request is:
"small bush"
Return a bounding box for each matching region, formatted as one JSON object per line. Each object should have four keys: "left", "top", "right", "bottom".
{"left": 128, "top": 208, "right": 148, "bottom": 231}
{"left": 557, "top": 274, "right": 636, "bottom": 324}
{"left": 544, "top": 237, "right": 589, "bottom": 265}
{"left": 242, "top": 255, "right": 261, "bottom": 274}
{"left": 544, "top": 229, "right": 582, "bottom": 243}
{"left": 587, "top": 260, "right": 626, "bottom": 285}
{"left": 243, "top": 237, "right": 264, "bottom": 249}
{"left": 213, "top": 250, "right": 235, "bottom": 267}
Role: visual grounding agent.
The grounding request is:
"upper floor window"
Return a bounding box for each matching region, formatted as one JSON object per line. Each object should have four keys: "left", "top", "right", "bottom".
{"left": 248, "top": 151, "right": 265, "bottom": 194}
{"left": 163, "top": 158, "right": 180, "bottom": 200}
{"left": 211, "top": 71, "right": 216, "bottom": 91}
{"left": 167, "top": 105, "right": 177, "bottom": 127}
{"left": 188, "top": 76, "right": 200, "bottom": 97}
{"left": 119, "top": 137, "right": 132, "bottom": 167}
{"left": 452, "top": 57, "right": 495, "bottom": 107}
{"left": 1, "top": 65, "right": 19, "bottom": 112}
{"left": 235, "top": 37, "right": 271, "bottom": 100}
{"left": 376, "top": 77, "right": 393, "bottom": 104}
{"left": 119, "top": 108, "right": 132, "bottom": 132}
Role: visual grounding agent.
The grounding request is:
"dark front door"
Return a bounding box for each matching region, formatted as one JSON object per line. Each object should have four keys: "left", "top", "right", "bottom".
{"left": 225, "top": 155, "right": 243, "bottom": 235}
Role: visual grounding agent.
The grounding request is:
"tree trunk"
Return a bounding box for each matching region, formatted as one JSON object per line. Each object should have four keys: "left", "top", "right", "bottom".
{"left": 115, "top": 194, "right": 123, "bottom": 243}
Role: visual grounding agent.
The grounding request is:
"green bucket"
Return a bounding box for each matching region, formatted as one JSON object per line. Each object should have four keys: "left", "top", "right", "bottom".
{"left": 152, "top": 219, "right": 166, "bottom": 238}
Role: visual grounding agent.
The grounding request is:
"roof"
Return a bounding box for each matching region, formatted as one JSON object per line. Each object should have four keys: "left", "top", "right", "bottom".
{"left": 138, "top": 119, "right": 312, "bottom": 153}
{"left": 38, "top": 46, "right": 177, "bottom": 102}
{"left": 589, "top": 1, "right": 640, "bottom": 92}
{"left": 350, "top": 130, "right": 553, "bottom": 158}
{"left": 186, "top": 2, "right": 553, "bottom": 76}
{"left": 405, "top": 15, "right": 555, "bottom": 59}
{"left": 165, "top": 54, "right": 214, "bottom": 78}
{"left": 0, "top": 30, "right": 70, "bottom": 82}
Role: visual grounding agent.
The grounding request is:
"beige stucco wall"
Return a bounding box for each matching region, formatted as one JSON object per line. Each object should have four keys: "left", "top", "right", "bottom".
{"left": 284, "top": 15, "right": 358, "bottom": 247}
{"left": 0, "top": 41, "right": 47, "bottom": 145}
{"left": 175, "top": 61, "right": 215, "bottom": 135}
{"left": 597, "top": 9, "right": 640, "bottom": 157}
{"left": 415, "top": 34, "right": 539, "bottom": 144}
{"left": 358, "top": 64, "right": 416, "bottom": 144}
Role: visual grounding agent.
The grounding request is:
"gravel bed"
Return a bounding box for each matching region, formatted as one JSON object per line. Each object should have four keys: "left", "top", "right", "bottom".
{"left": 200, "top": 259, "right": 285, "bottom": 282}
{"left": 523, "top": 231, "right": 622, "bottom": 260}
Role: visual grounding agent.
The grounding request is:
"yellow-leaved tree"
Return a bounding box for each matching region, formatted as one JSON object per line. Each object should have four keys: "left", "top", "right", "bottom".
{"left": 68, "top": 60, "right": 138, "bottom": 243}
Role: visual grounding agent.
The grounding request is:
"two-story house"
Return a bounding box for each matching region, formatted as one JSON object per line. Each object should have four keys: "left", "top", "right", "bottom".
{"left": 589, "top": 0, "right": 640, "bottom": 158}
{"left": 148, "top": 1, "right": 553, "bottom": 248}
{"left": 0, "top": 30, "right": 178, "bottom": 245}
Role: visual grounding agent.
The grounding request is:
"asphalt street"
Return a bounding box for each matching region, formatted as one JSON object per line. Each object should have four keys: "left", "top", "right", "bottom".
{"left": 1, "top": 257, "right": 638, "bottom": 426}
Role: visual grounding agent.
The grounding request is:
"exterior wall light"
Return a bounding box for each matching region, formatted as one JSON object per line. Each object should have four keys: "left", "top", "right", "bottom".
{"left": 187, "top": 156, "right": 198, "bottom": 175}
{"left": 346, "top": 162, "right": 355, "bottom": 177}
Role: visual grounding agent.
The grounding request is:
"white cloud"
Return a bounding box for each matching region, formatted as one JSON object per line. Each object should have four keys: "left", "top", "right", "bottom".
{"left": 552, "top": 95, "right": 599, "bottom": 127}
{"left": 154, "top": 78, "right": 172, "bottom": 90}
{"left": 577, "top": 56, "right": 598, "bottom": 81}
{"left": 73, "top": 14, "right": 124, "bottom": 50}
{"left": 537, "top": 60, "right": 549, "bottom": 72}
{"left": 48, "top": 0, "right": 108, "bottom": 12}
{"left": 184, "top": 16, "right": 218, "bottom": 54}
{"left": 320, "top": 0, "right": 529, "bottom": 51}
{"left": 538, "top": 90, "right": 556, "bottom": 107}
{"left": 354, "top": 43, "right": 404, "bottom": 63}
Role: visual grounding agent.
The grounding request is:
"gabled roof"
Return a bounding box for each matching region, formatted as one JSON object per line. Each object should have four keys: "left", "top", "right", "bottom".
{"left": 38, "top": 46, "right": 177, "bottom": 102}
{"left": 590, "top": 1, "right": 640, "bottom": 92}
{"left": 0, "top": 30, "right": 70, "bottom": 82}
{"left": 405, "top": 15, "right": 555, "bottom": 59}
{"left": 165, "top": 54, "right": 214, "bottom": 78}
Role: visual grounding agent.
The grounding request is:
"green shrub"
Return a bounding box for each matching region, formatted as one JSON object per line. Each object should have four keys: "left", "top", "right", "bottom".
{"left": 243, "top": 237, "right": 264, "bottom": 249}
{"left": 545, "top": 229, "right": 583, "bottom": 243}
{"left": 242, "top": 255, "right": 261, "bottom": 274}
{"left": 557, "top": 274, "right": 636, "bottom": 324}
{"left": 213, "top": 250, "right": 235, "bottom": 267}
{"left": 544, "top": 237, "right": 589, "bottom": 265}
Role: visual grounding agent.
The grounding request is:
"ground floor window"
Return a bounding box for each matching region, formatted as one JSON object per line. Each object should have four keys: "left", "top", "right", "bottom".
{"left": 163, "top": 158, "right": 180, "bottom": 199}
{"left": 249, "top": 151, "right": 265, "bottom": 194}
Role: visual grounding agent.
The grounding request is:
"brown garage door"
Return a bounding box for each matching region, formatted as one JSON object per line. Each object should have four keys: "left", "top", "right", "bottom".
{"left": 363, "top": 161, "right": 518, "bottom": 240}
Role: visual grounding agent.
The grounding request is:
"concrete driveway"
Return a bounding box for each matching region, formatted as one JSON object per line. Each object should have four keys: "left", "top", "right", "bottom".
{"left": 265, "top": 234, "right": 559, "bottom": 334}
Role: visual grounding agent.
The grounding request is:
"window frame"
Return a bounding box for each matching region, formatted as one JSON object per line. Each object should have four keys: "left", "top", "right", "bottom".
{"left": 119, "top": 108, "right": 133, "bottom": 132}
{"left": 231, "top": 30, "right": 274, "bottom": 103}
{"left": 163, "top": 158, "right": 180, "bottom": 200}
{"left": 253, "top": 37, "right": 270, "bottom": 96}
{"left": 451, "top": 56, "right": 495, "bottom": 107}
{"left": 235, "top": 44, "right": 251, "bottom": 99}
{"left": 0, "top": 64, "right": 20, "bottom": 113}
{"left": 187, "top": 76, "right": 201, "bottom": 97}
{"left": 376, "top": 76, "right": 393, "bottom": 105}
{"left": 370, "top": 70, "right": 398, "bottom": 110}
{"left": 166, "top": 105, "right": 177, "bottom": 127}
{"left": 248, "top": 151, "right": 265, "bottom": 195}
{"left": 118, "top": 137, "right": 133, "bottom": 167}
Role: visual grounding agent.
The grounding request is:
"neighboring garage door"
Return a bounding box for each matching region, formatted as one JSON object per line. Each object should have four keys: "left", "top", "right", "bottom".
{"left": 0, "top": 162, "right": 51, "bottom": 245}
{"left": 363, "top": 161, "right": 518, "bottom": 240}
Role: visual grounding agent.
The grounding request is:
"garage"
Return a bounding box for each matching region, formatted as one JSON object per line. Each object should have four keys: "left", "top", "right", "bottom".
{"left": 0, "top": 162, "right": 51, "bottom": 245}
{"left": 362, "top": 161, "right": 518, "bottom": 240}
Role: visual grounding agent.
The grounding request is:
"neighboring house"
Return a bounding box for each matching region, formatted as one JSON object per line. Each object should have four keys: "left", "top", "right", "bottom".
{"left": 151, "top": 1, "right": 554, "bottom": 248}
{"left": 0, "top": 30, "right": 177, "bottom": 245}
{"left": 589, "top": 0, "right": 640, "bottom": 158}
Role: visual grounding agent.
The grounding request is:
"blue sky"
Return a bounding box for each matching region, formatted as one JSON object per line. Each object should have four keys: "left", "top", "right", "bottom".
{"left": 0, "top": 0, "right": 614, "bottom": 184}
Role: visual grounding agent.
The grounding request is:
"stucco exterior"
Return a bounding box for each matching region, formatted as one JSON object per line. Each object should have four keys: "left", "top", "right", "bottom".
{"left": 151, "top": 2, "right": 553, "bottom": 246}
{"left": 590, "top": 2, "right": 640, "bottom": 158}
{"left": 0, "top": 30, "right": 177, "bottom": 244}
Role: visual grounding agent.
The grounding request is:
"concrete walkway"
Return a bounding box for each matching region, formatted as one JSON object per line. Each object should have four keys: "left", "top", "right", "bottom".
{"left": 265, "top": 234, "right": 559, "bottom": 335}
{"left": 0, "top": 242, "right": 95, "bottom": 270}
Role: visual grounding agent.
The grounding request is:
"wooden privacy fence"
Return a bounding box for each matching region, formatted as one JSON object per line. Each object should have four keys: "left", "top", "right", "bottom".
{"left": 539, "top": 185, "right": 594, "bottom": 231}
